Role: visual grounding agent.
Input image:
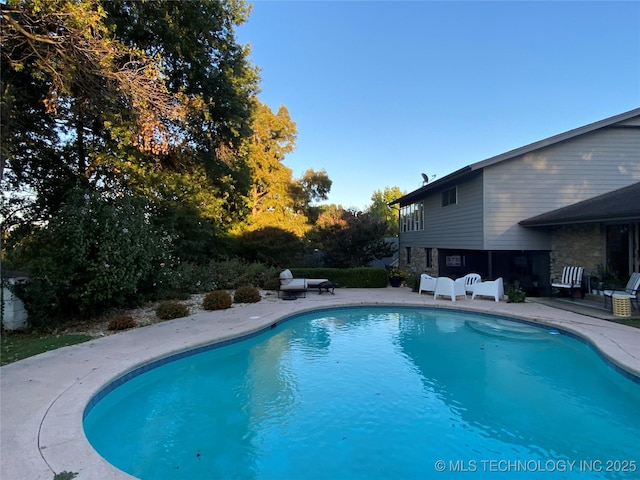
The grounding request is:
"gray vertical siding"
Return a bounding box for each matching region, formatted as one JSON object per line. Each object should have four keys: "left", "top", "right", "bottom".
{"left": 483, "top": 127, "right": 640, "bottom": 250}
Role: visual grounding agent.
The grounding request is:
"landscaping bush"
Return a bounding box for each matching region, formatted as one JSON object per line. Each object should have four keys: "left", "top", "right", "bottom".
{"left": 239, "top": 227, "right": 305, "bottom": 266}
{"left": 506, "top": 282, "right": 526, "bottom": 303}
{"left": 202, "top": 290, "right": 232, "bottom": 310}
{"left": 407, "top": 273, "right": 421, "bottom": 292}
{"left": 156, "top": 301, "right": 189, "bottom": 320}
{"left": 14, "top": 189, "right": 171, "bottom": 329}
{"left": 263, "top": 276, "right": 281, "bottom": 291}
{"left": 233, "top": 286, "right": 261, "bottom": 304}
{"left": 289, "top": 267, "right": 388, "bottom": 288}
{"left": 107, "top": 315, "right": 137, "bottom": 331}
{"left": 170, "top": 262, "right": 218, "bottom": 293}
{"left": 168, "top": 259, "right": 278, "bottom": 293}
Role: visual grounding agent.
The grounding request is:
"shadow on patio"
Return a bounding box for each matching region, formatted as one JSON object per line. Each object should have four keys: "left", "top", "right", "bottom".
{"left": 528, "top": 294, "right": 640, "bottom": 327}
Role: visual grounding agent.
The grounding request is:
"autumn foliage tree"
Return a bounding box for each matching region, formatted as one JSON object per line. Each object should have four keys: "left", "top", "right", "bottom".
{"left": 239, "top": 100, "right": 332, "bottom": 237}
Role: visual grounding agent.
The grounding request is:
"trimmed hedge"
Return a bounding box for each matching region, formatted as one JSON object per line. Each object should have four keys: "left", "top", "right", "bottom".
{"left": 288, "top": 267, "right": 388, "bottom": 288}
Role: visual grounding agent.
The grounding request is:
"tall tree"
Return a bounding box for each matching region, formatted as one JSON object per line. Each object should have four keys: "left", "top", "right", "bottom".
{"left": 306, "top": 207, "right": 395, "bottom": 268}
{"left": 240, "top": 100, "right": 310, "bottom": 235}
{"left": 1, "top": 0, "right": 260, "bottom": 231}
{"left": 291, "top": 168, "right": 332, "bottom": 222}
{"left": 367, "top": 186, "right": 405, "bottom": 237}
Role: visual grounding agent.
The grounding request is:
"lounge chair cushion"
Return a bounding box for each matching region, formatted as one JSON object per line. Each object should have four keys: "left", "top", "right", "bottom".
{"left": 279, "top": 269, "right": 328, "bottom": 288}
{"left": 306, "top": 278, "right": 330, "bottom": 288}
{"left": 279, "top": 269, "right": 294, "bottom": 285}
{"left": 280, "top": 278, "right": 307, "bottom": 291}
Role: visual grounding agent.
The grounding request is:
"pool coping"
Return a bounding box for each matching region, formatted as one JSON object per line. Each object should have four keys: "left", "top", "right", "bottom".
{"left": 1, "top": 287, "right": 639, "bottom": 480}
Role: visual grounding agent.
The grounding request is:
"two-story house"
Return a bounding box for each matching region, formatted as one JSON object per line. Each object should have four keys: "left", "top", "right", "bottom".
{"left": 391, "top": 108, "right": 640, "bottom": 295}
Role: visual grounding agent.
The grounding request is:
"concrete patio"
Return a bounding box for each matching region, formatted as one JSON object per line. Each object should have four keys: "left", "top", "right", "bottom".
{"left": 2, "top": 287, "right": 639, "bottom": 480}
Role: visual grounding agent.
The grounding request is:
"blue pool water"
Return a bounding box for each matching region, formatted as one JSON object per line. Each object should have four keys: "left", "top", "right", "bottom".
{"left": 84, "top": 307, "right": 640, "bottom": 479}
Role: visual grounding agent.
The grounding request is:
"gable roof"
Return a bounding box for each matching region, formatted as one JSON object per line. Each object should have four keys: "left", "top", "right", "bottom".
{"left": 519, "top": 181, "right": 640, "bottom": 227}
{"left": 391, "top": 107, "right": 640, "bottom": 206}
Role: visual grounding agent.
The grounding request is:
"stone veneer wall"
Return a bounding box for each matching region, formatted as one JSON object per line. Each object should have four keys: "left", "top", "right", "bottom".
{"left": 550, "top": 224, "right": 604, "bottom": 284}
{"left": 400, "top": 246, "right": 439, "bottom": 277}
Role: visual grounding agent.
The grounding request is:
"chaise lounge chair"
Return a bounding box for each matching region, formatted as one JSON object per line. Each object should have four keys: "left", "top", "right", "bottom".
{"left": 603, "top": 272, "right": 640, "bottom": 311}
{"left": 471, "top": 277, "right": 504, "bottom": 302}
{"left": 278, "top": 269, "right": 330, "bottom": 298}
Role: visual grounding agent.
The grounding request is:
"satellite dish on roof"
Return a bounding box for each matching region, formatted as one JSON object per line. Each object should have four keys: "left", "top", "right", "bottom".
{"left": 422, "top": 173, "right": 435, "bottom": 185}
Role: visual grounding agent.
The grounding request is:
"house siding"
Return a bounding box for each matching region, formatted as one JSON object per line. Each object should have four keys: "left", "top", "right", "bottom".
{"left": 482, "top": 127, "right": 640, "bottom": 250}
{"left": 400, "top": 174, "right": 484, "bottom": 250}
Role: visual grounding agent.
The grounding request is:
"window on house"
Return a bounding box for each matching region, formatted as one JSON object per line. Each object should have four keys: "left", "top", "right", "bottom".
{"left": 442, "top": 187, "right": 457, "bottom": 207}
{"left": 400, "top": 202, "right": 425, "bottom": 232}
{"left": 406, "top": 247, "right": 412, "bottom": 264}
{"left": 425, "top": 248, "right": 432, "bottom": 268}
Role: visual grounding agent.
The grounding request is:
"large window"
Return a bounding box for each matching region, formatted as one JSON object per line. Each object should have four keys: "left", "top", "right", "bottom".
{"left": 400, "top": 202, "right": 424, "bottom": 232}
{"left": 442, "top": 187, "right": 457, "bottom": 207}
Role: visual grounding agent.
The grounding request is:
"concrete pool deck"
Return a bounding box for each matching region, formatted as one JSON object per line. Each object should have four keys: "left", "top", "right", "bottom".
{"left": 2, "top": 287, "right": 639, "bottom": 480}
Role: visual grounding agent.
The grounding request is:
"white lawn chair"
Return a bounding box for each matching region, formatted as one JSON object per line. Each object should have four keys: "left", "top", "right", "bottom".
{"left": 471, "top": 277, "right": 504, "bottom": 302}
{"left": 551, "top": 266, "right": 584, "bottom": 299}
{"left": 418, "top": 273, "right": 437, "bottom": 294}
{"left": 459, "top": 273, "right": 481, "bottom": 294}
{"left": 604, "top": 272, "right": 640, "bottom": 310}
{"left": 434, "top": 277, "right": 466, "bottom": 301}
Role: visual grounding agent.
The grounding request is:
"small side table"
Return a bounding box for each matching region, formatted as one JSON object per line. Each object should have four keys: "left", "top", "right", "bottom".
{"left": 318, "top": 281, "right": 337, "bottom": 295}
{"left": 612, "top": 294, "right": 632, "bottom": 318}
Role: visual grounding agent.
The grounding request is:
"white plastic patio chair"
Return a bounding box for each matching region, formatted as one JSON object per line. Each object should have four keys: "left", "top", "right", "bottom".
{"left": 434, "top": 277, "right": 466, "bottom": 301}
{"left": 459, "top": 273, "right": 481, "bottom": 294}
{"left": 471, "top": 277, "right": 504, "bottom": 302}
{"left": 418, "top": 273, "right": 437, "bottom": 294}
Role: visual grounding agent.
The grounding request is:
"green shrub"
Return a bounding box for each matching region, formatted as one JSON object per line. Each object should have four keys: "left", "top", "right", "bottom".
{"left": 202, "top": 290, "right": 232, "bottom": 310}
{"left": 14, "top": 189, "right": 171, "bottom": 329}
{"left": 156, "top": 301, "right": 189, "bottom": 320}
{"left": 263, "top": 276, "right": 281, "bottom": 291}
{"left": 506, "top": 282, "right": 526, "bottom": 303}
{"left": 233, "top": 286, "right": 261, "bottom": 304}
{"left": 107, "top": 315, "right": 137, "bottom": 331}
{"left": 170, "top": 262, "right": 218, "bottom": 293}
{"left": 168, "top": 260, "right": 278, "bottom": 293}
{"left": 239, "top": 227, "right": 305, "bottom": 266}
{"left": 407, "top": 273, "right": 421, "bottom": 292}
{"left": 289, "top": 267, "right": 388, "bottom": 288}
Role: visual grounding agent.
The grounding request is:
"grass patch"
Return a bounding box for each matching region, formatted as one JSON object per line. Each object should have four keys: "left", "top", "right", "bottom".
{"left": 1, "top": 332, "right": 93, "bottom": 366}
{"left": 611, "top": 317, "right": 640, "bottom": 329}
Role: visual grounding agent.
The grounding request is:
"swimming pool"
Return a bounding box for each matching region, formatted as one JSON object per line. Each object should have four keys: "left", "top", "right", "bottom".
{"left": 84, "top": 307, "right": 640, "bottom": 479}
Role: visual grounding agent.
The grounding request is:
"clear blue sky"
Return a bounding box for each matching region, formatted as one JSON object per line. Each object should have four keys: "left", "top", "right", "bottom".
{"left": 236, "top": 1, "right": 640, "bottom": 210}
